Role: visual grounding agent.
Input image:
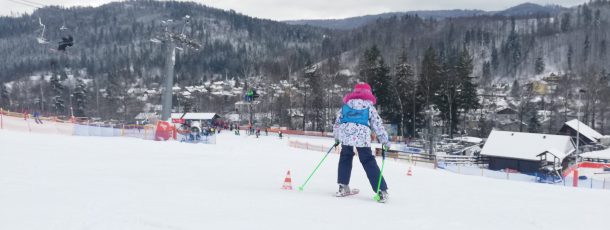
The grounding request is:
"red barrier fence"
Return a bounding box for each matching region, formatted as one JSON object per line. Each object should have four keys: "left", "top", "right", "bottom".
{"left": 562, "top": 162, "right": 610, "bottom": 177}
{"left": 237, "top": 126, "right": 411, "bottom": 142}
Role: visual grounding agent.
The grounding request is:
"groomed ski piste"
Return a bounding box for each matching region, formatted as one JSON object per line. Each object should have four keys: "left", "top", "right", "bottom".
{"left": 1, "top": 129, "right": 609, "bottom": 230}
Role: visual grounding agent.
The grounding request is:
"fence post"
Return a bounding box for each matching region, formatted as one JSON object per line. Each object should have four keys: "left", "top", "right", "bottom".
{"left": 591, "top": 178, "right": 593, "bottom": 189}
{"left": 0, "top": 107, "right": 3, "bottom": 129}
{"left": 506, "top": 170, "right": 509, "bottom": 180}
{"left": 573, "top": 170, "right": 579, "bottom": 187}
{"left": 458, "top": 164, "right": 461, "bottom": 174}
{"left": 481, "top": 168, "right": 484, "bottom": 176}
{"left": 604, "top": 178, "right": 606, "bottom": 189}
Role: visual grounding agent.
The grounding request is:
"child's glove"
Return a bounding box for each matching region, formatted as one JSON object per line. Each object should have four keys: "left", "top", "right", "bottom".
{"left": 334, "top": 139, "right": 341, "bottom": 147}
{"left": 382, "top": 143, "right": 391, "bottom": 151}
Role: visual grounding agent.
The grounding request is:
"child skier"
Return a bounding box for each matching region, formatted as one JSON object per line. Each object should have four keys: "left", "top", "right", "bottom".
{"left": 333, "top": 82, "right": 391, "bottom": 203}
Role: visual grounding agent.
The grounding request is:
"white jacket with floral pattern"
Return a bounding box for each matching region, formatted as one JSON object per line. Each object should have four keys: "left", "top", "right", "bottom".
{"left": 333, "top": 99, "right": 390, "bottom": 147}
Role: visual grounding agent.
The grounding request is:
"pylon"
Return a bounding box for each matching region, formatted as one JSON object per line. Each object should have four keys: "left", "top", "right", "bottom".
{"left": 407, "top": 167, "right": 413, "bottom": 176}
{"left": 282, "top": 170, "right": 293, "bottom": 190}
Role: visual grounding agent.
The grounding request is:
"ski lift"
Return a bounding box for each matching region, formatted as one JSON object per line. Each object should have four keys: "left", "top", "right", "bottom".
{"left": 57, "top": 35, "right": 74, "bottom": 51}
{"left": 180, "top": 16, "right": 191, "bottom": 36}
{"left": 56, "top": 19, "right": 74, "bottom": 52}
{"left": 59, "top": 18, "right": 68, "bottom": 31}
{"left": 36, "top": 17, "right": 49, "bottom": 44}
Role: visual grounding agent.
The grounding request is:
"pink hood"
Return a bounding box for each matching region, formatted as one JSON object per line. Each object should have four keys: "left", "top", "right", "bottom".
{"left": 343, "top": 89, "right": 377, "bottom": 105}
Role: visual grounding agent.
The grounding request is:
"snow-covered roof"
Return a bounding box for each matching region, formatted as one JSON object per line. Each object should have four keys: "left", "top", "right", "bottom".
{"left": 564, "top": 119, "right": 602, "bottom": 142}
{"left": 481, "top": 130, "right": 575, "bottom": 162}
{"left": 453, "top": 136, "right": 483, "bottom": 144}
{"left": 171, "top": 113, "right": 220, "bottom": 120}
{"left": 581, "top": 148, "right": 610, "bottom": 160}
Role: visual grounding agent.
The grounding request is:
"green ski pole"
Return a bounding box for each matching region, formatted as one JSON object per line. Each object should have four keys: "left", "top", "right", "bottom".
{"left": 298, "top": 144, "right": 339, "bottom": 191}
{"left": 373, "top": 149, "right": 386, "bottom": 201}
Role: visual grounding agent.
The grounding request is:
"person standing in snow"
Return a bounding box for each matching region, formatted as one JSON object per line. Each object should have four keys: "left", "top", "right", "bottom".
{"left": 333, "top": 82, "right": 391, "bottom": 202}
{"left": 33, "top": 111, "right": 43, "bottom": 124}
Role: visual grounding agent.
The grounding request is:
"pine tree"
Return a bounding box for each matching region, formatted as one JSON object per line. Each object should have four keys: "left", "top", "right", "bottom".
{"left": 525, "top": 101, "right": 544, "bottom": 133}
{"left": 50, "top": 73, "right": 65, "bottom": 114}
{"left": 491, "top": 46, "right": 499, "bottom": 71}
{"left": 600, "top": 40, "right": 607, "bottom": 60}
{"left": 561, "top": 12, "right": 571, "bottom": 32}
{"left": 0, "top": 83, "right": 10, "bottom": 109}
{"left": 511, "top": 80, "right": 521, "bottom": 98}
{"left": 568, "top": 45, "right": 574, "bottom": 71}
{"left": 72, "top": 78, "right": 88, "bottom": 117}
{"left": 456, "top": 49, "right": 479, "bottom": 113}
{"left": 583, "top": 35, "right": 591, "bottom": 63}
{"left": 505, "top": 30, "right": 522, "bottom": 77}
{"left": 105, "top": 70, "right": 125, "bottom": 118}
{"left": 304, "top": 64, "right": 325, "bottom": 131}
{"left": 358, "top": 45, "right": 382, "bottom": 83}
{"left": 368, "top": 49, "right": 398, "bottom": 123}
{"left": 393, "top": 51, "right": 416, "bottom": 137}
{"left": 481, "top": 61, "right": 492, "bottom": 86}
{"left": 419, "top": 47, "right": 441, "bottom": 108}
{"left": 535, "top": 57, "right": 545, "bottom": 75}
{"left": 527, "top": 107, "right": 541, "bottom": 133}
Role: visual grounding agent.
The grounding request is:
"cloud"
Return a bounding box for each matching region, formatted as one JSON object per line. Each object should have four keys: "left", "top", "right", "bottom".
{"left": 2, "top": 0, "right": 588, "bottom": 20}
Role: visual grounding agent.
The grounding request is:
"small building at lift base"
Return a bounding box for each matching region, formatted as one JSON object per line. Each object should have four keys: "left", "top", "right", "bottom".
{"left": 480, "top": 130, "right": 575, "bottom": 173}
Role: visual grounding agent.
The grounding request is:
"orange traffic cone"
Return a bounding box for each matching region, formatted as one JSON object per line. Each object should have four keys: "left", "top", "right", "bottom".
{"left": 282, "top": 170, "right": 293, "bottom": 190}
{"left": 407, "top": 167, "right": 413, "bottom": 176}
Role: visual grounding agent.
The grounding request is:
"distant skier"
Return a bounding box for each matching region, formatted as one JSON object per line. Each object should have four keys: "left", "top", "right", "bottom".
{"left": 278, "top": 130, "right": 283, "bottom": 139}
{"left": 265, "top": 128, "right": 268, "bottom": 136}
{"left": 33, "top": 111, "right": 43, "bottom": 124}
{"left": 333, "top": 82, "right": 391, "bottom": 203}
{"left": 255, "top": 128, "right": 260, "bottom": 138}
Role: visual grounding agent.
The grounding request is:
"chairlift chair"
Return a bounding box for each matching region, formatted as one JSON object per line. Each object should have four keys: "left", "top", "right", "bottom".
{"left": 36, "top": 17, "right": 49, "bottom": 44}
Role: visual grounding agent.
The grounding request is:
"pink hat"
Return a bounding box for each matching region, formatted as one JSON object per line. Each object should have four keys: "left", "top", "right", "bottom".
{"left": 343, "top": 82, "right": 377, "bottom": 104}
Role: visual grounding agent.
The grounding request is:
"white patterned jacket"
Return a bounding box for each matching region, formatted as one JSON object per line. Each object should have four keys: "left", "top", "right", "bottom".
{"left": 333, "top": 99, "right": 390, "bottom": 148}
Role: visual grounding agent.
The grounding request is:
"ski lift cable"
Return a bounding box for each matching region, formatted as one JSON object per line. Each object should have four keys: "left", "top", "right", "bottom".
{"left": 5, "top": 0, "right": 40, "bottom": 9}
{"left": 19, "top": 0, "right": 46, "bottom": 7}
{"left": 36, "top": 17, "right": 49, "bottom": 44}
{"left": 38, "top": 17, "right": 45, "bottom": 37}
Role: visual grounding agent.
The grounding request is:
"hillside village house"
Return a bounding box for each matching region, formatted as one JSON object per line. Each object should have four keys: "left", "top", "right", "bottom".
{"left": 481, "top": 130, "right": 575, "bottom": 174}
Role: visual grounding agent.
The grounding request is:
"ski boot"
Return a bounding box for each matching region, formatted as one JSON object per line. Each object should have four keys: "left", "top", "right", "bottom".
{"left": 335, "top": 184, "right": 351, "bottom": 197}
{"left": 376, "top": 190, "right": 389, "bottom": 203}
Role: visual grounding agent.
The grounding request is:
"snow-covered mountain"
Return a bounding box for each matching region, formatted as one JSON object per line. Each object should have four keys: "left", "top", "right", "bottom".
{"left": 284, "top": 3, "right": 565, "bottom": 30}
{"left": 1, "top": 0, "right": 609, "bottom": 129}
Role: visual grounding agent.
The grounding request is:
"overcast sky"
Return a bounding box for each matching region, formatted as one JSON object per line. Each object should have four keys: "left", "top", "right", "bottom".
{"left": 2, "top": 0, "right": 587, "bottom": 20}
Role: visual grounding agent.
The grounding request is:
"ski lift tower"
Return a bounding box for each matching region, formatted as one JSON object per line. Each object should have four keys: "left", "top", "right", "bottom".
{"left": 151, "top": 15, "right": 200, "bottom": 121}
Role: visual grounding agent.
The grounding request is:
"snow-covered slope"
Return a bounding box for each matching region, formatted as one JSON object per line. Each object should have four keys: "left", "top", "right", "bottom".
{"left": 0, "top": 130, "right": 608, "bottom": 230}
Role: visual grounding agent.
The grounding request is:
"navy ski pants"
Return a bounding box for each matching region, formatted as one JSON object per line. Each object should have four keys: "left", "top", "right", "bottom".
{"left": 337, "top": 145, "right": 388, "bottom": 192}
